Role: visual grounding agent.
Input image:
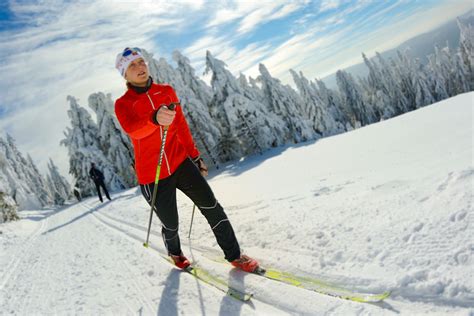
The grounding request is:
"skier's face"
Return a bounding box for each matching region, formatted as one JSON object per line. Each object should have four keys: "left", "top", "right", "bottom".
{"left": 125, "top": 58, "right": 149, "bottom": 86}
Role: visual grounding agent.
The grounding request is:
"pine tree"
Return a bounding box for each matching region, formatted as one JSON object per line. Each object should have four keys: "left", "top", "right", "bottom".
{"left": 290, "top": 69, "right": 345, "bottom": 136}
{"left": 173, "top": 50, "right": 213, "bottom": 107}
{"left": 61, "top": 96, "right": 125, "bottom": 197}
{"left": 47, "top": 158, "right": 71, "bottom": 205}
{"left": 314, "top": 79, "right": 347, "bottom": 130}
{"left": 26, "top": 154, "right": 53, "bottom": 205}
{"left": 88, "top": 92, "right": 136, "bottom": 187}
{"left": 457, "top": 16, "right": 473, "bottom": 91}
{"left": 0, "top": 135, "right": 45, "bottom": 209}
{"left": 0, "top": 191, "right": 19, "bottom": 223}
{"left": 205, "top": 52, "right": 287, "bottom": 161}
{"left": 173, "top": 50, "right": 223, "bottom": 167}
{"left": 336, "top": 70, "right": 378, "bottom": 129}
{"left": 258, "top": 64, "right": 316, "bottom": 143}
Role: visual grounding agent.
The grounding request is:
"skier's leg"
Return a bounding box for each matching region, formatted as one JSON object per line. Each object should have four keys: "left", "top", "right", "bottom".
{"left": 140, "top": 176, "right": 182, "bottom": 256}
{"left": 95, "top": 181, "right": 103, "bottom": 202}
{"left": 176, "top": 158, "right": 240, "bottom": 261}
{"left": 100, "top": 181, "right": 112, "bottom": 200}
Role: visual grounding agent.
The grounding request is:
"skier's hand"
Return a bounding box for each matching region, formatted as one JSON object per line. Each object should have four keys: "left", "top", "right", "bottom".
{"left": 193, "top": 156, "right": 208, "bottom": 177}
{"left": 155, "top": 106, "right": 176, "bottom": 126}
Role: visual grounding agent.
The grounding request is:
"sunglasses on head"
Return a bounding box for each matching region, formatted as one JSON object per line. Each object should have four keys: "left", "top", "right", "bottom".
{"left": 122, "top": 47, "right": 141, "bottom": 57}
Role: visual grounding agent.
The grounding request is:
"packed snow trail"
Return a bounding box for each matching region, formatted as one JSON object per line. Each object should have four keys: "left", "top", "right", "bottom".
{"left": 0, "top": 201, "right": 285, "bottom": 315}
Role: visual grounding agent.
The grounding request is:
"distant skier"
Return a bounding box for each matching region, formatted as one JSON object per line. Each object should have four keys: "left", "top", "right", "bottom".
{"left": 113, "top": 47, "right": 259, "bottom": 272}
{"left": 89, "top": 163, "right": 111, "bottom": 203}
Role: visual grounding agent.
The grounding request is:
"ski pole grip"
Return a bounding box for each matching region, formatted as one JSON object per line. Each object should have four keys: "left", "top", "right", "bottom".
{"left": 168, "top": 102, "right": 179, "bottom": 111}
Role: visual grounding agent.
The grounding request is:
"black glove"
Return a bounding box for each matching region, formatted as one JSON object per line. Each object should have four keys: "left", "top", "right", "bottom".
{"left": 192, "top": 156, "right": 208, "bottom": 176}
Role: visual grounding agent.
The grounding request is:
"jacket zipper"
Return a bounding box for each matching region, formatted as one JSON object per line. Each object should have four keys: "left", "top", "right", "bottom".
{"left": 146, "top": 92, "right": 156, "bottom": 109}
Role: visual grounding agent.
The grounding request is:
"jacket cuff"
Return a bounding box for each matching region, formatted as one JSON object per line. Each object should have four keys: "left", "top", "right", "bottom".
{"left": 151, "top": 110, "right": 160, "bottom": 125}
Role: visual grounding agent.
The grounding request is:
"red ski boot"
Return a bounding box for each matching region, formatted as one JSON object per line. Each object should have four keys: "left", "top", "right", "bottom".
{"left": 170, "top": 253, "right": 191, "bottom": 269}
{"left": 231, "top": 254, "right": 259, "bottom": 273}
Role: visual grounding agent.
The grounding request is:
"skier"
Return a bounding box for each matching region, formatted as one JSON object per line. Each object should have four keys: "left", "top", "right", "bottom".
{"left": 89, "top": 162, "right": 112, "bottom": 203}
{"left": 114, "top": 47, "right": 259, "bottom": 272}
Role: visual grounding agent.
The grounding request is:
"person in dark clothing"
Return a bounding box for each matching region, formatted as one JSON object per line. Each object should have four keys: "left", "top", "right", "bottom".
{"left": 89, "top": 163, "right": 111, "bottom": 203}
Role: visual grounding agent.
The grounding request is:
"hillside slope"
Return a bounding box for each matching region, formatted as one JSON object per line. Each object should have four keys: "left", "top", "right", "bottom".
{"left": 1, "top": 92, "right": 472, "bottom": 315}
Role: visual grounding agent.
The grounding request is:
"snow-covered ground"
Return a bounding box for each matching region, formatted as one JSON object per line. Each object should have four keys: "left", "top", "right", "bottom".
{"left": 1, "top": 92, "right": 473, "bottom": 315}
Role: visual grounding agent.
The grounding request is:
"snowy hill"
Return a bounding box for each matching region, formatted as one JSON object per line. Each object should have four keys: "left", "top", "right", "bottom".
{"left": 1, "top": 92, "right": 473, "bottom": 315}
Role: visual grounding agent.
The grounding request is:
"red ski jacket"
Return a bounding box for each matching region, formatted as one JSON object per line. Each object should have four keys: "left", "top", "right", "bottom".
{"left": 115, "top": 83, "right": 200, "bottom": 184}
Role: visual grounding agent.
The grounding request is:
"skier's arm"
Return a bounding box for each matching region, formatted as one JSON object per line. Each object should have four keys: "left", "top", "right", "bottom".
{"left": 165, "top": 86, "right": 200, "bottom": 159}
{"left": 115, "top": 98, "right": 158, "bottom": 140}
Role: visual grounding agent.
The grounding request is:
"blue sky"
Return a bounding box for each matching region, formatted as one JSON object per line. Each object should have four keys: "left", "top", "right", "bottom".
{"left": 0, "top": 0, "right": 471, "bottom": 178}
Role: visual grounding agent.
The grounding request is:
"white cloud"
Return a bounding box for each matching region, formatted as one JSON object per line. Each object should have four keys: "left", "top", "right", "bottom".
{"left": 319, "top": 0, "right": 342, "bottom": 13}
{"left": 237, "top": 2, "right": 305, "bottom": 34}
{"left": 0, "top": 0, "right": 203, "bottom": 177}
{"left": 206, "top": 1, "right": 307, "bottom": 34}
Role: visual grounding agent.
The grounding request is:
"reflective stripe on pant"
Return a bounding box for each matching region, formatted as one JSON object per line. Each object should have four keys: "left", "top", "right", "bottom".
{"left": 140, "top": 158, "right": 241, "bottom": 261}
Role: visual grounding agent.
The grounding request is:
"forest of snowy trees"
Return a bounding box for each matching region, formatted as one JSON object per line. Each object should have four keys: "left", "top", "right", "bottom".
{"left": 1, "top": 16, "right": 472, "bottom": 220}
{"left": 61, "top": 17, "right": 472, "bottom": 199}
{"left": 0, "top": 134, "right": 71, "bottom": 222}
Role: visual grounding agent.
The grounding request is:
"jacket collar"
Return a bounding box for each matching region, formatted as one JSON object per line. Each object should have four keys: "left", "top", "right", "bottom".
{"left": 127, "top": 77, "right": 153, "bottom": 94}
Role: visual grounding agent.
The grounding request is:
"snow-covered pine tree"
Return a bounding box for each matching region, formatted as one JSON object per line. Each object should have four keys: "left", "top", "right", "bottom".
{"left": 47, "top": 158, "right": 71, "bottom": 205}
{"left": 450, "top": 47, "right": 471, "bottom": 95}
{"left": 172, "top": 50, "right": 223, "bottom": 167}
{"left": 411, "top": 57, "right": 436, "bottom": 109}
{"left": 0, "top": 149, "right": 20, "bottom": 222}
{"left": 26, "top": 153, "right": 53, "bottom": 206}
{"left": 0, "top": 191, "right": 19, "bottom": 223}
{"left": 0, "top": 135, "right": 45, "bottom": 209}
{"left": 426, "top": 49, "right": 449, "bottom": 101}
{"left": 61, "top": 96, "right": 125, "bottom": 197}
{"left": 314, "top": 79, "right": 347, "bottom": 130}
{"left": 376, "top": 53, "right": 410, "bottom": 114}
{"left": 205, "top": 52, "right": 288, "bottom": 161}
{"left": 290, "top": 70, "right": 345, "bottom": 136}
{"left": 88, "top": 92, "right": 136, "bottom": 188}
{"left": 457, "top": 15, "right": 473, "bottom": 91}
{"left": 289, "top": 69, "right": 324, "bottom": 132}
{"left": 258, "top": 64, "right": 316, "bottom": 143}
{"left": 173, "top": 50, "right": 213, "bottom": 107}
{"left": 239, "top": 73, "right": 265, "bottom": 104}
{"left": 336, "top": 70, "right": 377, "bottom": 129}
{"left": 361, "top": 53, "right": 400, "bottom": 119}
{"left": 392, "top": 49, "right": 436, "bottom": 110}
{"left": 434, "top": 45, "right": 464, "bottom": 97}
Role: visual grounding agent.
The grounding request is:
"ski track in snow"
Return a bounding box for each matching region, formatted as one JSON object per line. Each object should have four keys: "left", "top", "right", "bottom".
{"left": 1, "top": 92, "right": 474, "bottom": 315}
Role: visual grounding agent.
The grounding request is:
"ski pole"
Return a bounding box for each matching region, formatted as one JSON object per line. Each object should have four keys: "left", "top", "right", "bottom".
{"left": 143, "top": 103, "right": 177, "bottom": 248}
{"left": 187, "top": 204, "right": 196, "bottom": 239}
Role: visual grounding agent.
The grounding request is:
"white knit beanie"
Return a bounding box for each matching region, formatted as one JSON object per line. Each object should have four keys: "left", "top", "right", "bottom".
{"left": 115, "top": 47, "right": 144, "bottom": 77}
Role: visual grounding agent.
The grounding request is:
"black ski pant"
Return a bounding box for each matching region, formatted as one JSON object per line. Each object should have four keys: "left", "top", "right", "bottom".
{"left": 140, "top": 158, "right": 241, "bottom": 262}
{"left": 94, "top": 180, "right": 111, "bottom": 202}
